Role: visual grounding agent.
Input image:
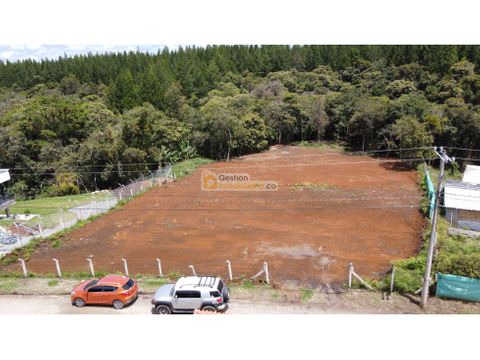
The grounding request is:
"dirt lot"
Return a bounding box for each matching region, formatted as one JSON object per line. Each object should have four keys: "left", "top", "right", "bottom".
{"left": 5, "top": 145, "right": 424, "bottom": 287}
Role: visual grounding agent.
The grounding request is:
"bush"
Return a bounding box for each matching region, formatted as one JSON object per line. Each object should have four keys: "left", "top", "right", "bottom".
{"left": 435, "top": 253, "right": 480, "bottom": 278}
{"left": 391, "top": 267, "right": 424, "bottom": 293}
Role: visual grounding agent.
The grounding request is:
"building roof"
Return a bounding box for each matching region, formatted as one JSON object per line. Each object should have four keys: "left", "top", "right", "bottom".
{"left": 0, "top": 169, "right": 10, "bottom": 185}
{"left": 445, "top": 180, "right": 480, "bottom": 211}
{"left": 462, "top": 165, "right": 480, "bottom": 185}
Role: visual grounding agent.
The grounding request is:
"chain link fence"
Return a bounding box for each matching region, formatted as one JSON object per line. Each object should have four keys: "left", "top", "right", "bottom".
{"left": 0, "top": 164, "right": 173, "bottom": 257}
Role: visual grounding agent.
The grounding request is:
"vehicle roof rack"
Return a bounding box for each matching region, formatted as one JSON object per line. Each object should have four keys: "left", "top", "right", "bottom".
{"left": 197, "top": 276, "right": 216, "bottom": 288}
{"left": 177, "top": 276, "right": 217, "bottom": 289}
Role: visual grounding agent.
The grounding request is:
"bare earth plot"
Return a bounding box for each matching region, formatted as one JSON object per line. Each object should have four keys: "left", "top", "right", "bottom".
{"left": 10, "top": 145, "right": 425, "bottom": 287}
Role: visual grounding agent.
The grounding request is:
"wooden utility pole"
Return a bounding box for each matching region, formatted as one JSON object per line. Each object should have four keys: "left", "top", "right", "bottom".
{"left": 420, "top": 146, "right": 454, "bottom": 309}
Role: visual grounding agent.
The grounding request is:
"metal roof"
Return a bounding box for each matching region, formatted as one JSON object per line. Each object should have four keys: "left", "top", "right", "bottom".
{"left": 445, "top": 180, "right": 480, "bottom": 211}
{"left": 462, "top": 165, "right": 480, "bottom": 185}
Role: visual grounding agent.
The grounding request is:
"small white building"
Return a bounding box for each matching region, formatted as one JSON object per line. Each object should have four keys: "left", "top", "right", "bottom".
{"left": 0, "top": 169, "right": 15, "bottom": 218}
{"left": 444, "top": 165, "right": 480, "bottom": 232}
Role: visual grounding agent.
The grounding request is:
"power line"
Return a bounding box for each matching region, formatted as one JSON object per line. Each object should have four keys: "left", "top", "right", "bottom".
{"left": 444, "top": 146, "right": 480, "bottom": 152}
{"left": 6, "top": 157, "right": 434, "bottom": 176}
{"left": 6, "top": 162, "right": 164, "bottom": 171}
{"left": 9, "top": 204, "right": 420, "bottom": 211}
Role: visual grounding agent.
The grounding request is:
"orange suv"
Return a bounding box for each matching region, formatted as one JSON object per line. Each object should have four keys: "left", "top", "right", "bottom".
{"left": 71, "top": 275, "right": 138, "bottom": 310}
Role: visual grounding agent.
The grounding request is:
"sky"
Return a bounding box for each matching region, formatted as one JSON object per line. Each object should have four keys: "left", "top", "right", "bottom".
{"left": 0, "top": 45, "right": 171, "bottom": 63}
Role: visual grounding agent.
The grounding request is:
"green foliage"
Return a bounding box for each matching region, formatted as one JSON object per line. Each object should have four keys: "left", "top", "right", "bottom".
{"left": 240, "top": 279, "right": 255, "bottom": 289}
{"left": 386, "top": 79, "right": 417, "bottom": 98}
{"left": 300, "top": 288, "right": 314, "bottom": 302}
{"left": 2, "top": 46, "right": 480, "bottom": 199}
{"left": 47, "top": 279, "right": 59, "bottom": 287}
{"left": 172, "top": 158, "right": 213, "bottom": 179}
{"left": 0, "top": 279, "right": 18, "bottom": 292}
{"left": 436, "top": 253, "right": 480, "bottom": 278}
{"left": 386, "top": 115, "right": 434, "bottom": 152}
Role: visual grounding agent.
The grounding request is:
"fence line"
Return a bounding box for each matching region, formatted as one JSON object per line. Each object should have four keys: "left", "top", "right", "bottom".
{"left": 0, "top": 164, "right": 173, "bottom": 255}
{"left": 13, "top": 257, "right": 273, "bottom": 285}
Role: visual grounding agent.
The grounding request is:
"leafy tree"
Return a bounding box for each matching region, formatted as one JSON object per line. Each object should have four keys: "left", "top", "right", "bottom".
{"left": 59, "top": 74, "right": 81, "bottom": 95}
{"left": 349, "top": 96, "right": 389, "bottom": 150}
{"left": 107, "top": 69, "right": 140, "bottom": 113}
{"left": 386, "top": 79, "right": 417, "bottom": 98}
{"left": 386, "top": 115, "right": 433, "bottom": 153}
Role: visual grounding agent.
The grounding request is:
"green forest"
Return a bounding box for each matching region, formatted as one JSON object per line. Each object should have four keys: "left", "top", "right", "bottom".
{"left": 1, "top": 45, "right": 480, "bottom": 199}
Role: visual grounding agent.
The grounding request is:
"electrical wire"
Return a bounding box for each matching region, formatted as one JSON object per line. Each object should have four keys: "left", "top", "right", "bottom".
{"left": 9, "top": 204, "right": 421, "bottom": 211}
{"left": 6, "top": 157, "right": 434, "bottom": 176}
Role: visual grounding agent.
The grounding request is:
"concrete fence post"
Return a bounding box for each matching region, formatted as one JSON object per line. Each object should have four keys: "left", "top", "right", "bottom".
{"left": 263, "top": 261, "right": 270, "bottom": 284}
{"left": 19, "top": 259, "right": 28, "bottom": 278}
{"left": 52, "top": 258, "right": 62, "bottom": 278}
{"left": 156, "top": 258, "right": 163, "bottom": 277}
{"left": 189, "top": 265, "right": 196, "bottom": 276}
{"left": 130, "top": 188, "right": 134, "bottom": 197}
{"left": 119, "top": 192, "right": 123, "bottom": 201}
{"left": 86, "top": 258, "right": 95, "bottom": 277}
{"left": 141, "top": 184, "right": 144, "bottom": 192}
{"left": 390, "top": 266, "right": 396, "bottom": 293}
{"left": 121, "top": 258, "right": 129, "bottom": 276}
{"left": 38, "top": 224, "right": 43, "bottom": 236}
{"left": 226, "top": 260, "right": 233, "bottom": 281}
{"left": 348, "top": 262, "right": 353, "bottom": 289}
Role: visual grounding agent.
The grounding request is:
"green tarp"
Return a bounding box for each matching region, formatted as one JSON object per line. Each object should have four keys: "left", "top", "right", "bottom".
{"left": 436, "top": 273, "right": 480, "bottom": 302}
{"left": 425, "top": 170, "right": 435, "bottom": 218}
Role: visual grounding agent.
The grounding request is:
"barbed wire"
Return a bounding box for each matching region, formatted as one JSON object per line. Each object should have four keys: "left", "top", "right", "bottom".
{"left": 9, "top": 203, "right": 420, "bottom": 211}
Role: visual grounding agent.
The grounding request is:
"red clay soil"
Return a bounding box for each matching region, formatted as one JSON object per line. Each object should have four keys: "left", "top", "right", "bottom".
{"left": 9, "top": 146, "right": 425, "bottom": 287}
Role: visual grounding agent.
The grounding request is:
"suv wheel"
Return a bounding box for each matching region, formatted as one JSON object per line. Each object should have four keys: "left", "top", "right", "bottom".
{"left": 222, "top": 288, "right": 230, "bottom": 303}
{"left": 73, "top": 298, "right": 85, "bottom": 307}
{"left": 201, "top": 305, "right": 216, "bottom": 312}
{"left": 112, "top": 300, "right": 125, "bottom": 310}
{"left": 155, "top": 304, "right": 172, "bottom": 314}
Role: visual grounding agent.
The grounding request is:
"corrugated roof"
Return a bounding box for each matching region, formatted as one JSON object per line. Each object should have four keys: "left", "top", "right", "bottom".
{"left": 445, "top": 180, "right": 480, "bottom": 211}
{"left": 462, "top": 165, "right": 480, "bottom": 185}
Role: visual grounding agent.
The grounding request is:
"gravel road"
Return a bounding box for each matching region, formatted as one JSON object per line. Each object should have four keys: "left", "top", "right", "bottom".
{"left": 0, "top": 294, "right": 330, "bottom": 314}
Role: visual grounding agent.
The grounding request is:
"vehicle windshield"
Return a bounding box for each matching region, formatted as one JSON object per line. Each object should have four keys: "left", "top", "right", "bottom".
{"left": 122, "top": 279, "right": 134, "bottom": 290}
{"left": 83, "top": 279, "right": 98, "bottom": 290}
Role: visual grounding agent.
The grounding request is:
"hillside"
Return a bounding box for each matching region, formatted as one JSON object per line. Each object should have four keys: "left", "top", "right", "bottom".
{"left": 1, "top": 45, "right": 480, "bottom": 199}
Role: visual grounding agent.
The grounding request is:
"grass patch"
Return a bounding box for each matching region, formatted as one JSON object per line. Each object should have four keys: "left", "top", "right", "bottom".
{"left": 1, "top": 192, "right": 114, "bottom": 229}
{"left": 300, "top": 288, "right": 314, "bottom": 302}
{"left": 239, "top": 279, "right": 255, "bottom": 290}
{"left": 296, "top": 141, "right": 345, "bottom": 151}
{"left": 291, "top": 182, "right": 338, "bottom": 191}
{"left": 142, "top": 278, "right": 169, "bottom": 286}
{"left": 0, "top": 278, "right": 18, "bottom": 292}
{"left": 172, "top": 158, "right": 213, "bottom": 179}
{"left": 47, "top": 279, "right": 59, "bottom": 287}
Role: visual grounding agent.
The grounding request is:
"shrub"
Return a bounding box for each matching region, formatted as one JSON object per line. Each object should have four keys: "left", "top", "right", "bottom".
{"left": 435, "top": 253, "right": 480, "bottom": 278}
{"left": 391, "top": 267, "right": 423, "bottom": 293}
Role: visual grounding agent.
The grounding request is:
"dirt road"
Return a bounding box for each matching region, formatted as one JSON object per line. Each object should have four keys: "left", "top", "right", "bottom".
{"left": 1, "top": 292, "right": 479, "bottom": 314}
{"left": 0, "top": 294, "right": 328, "bottom": 314}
